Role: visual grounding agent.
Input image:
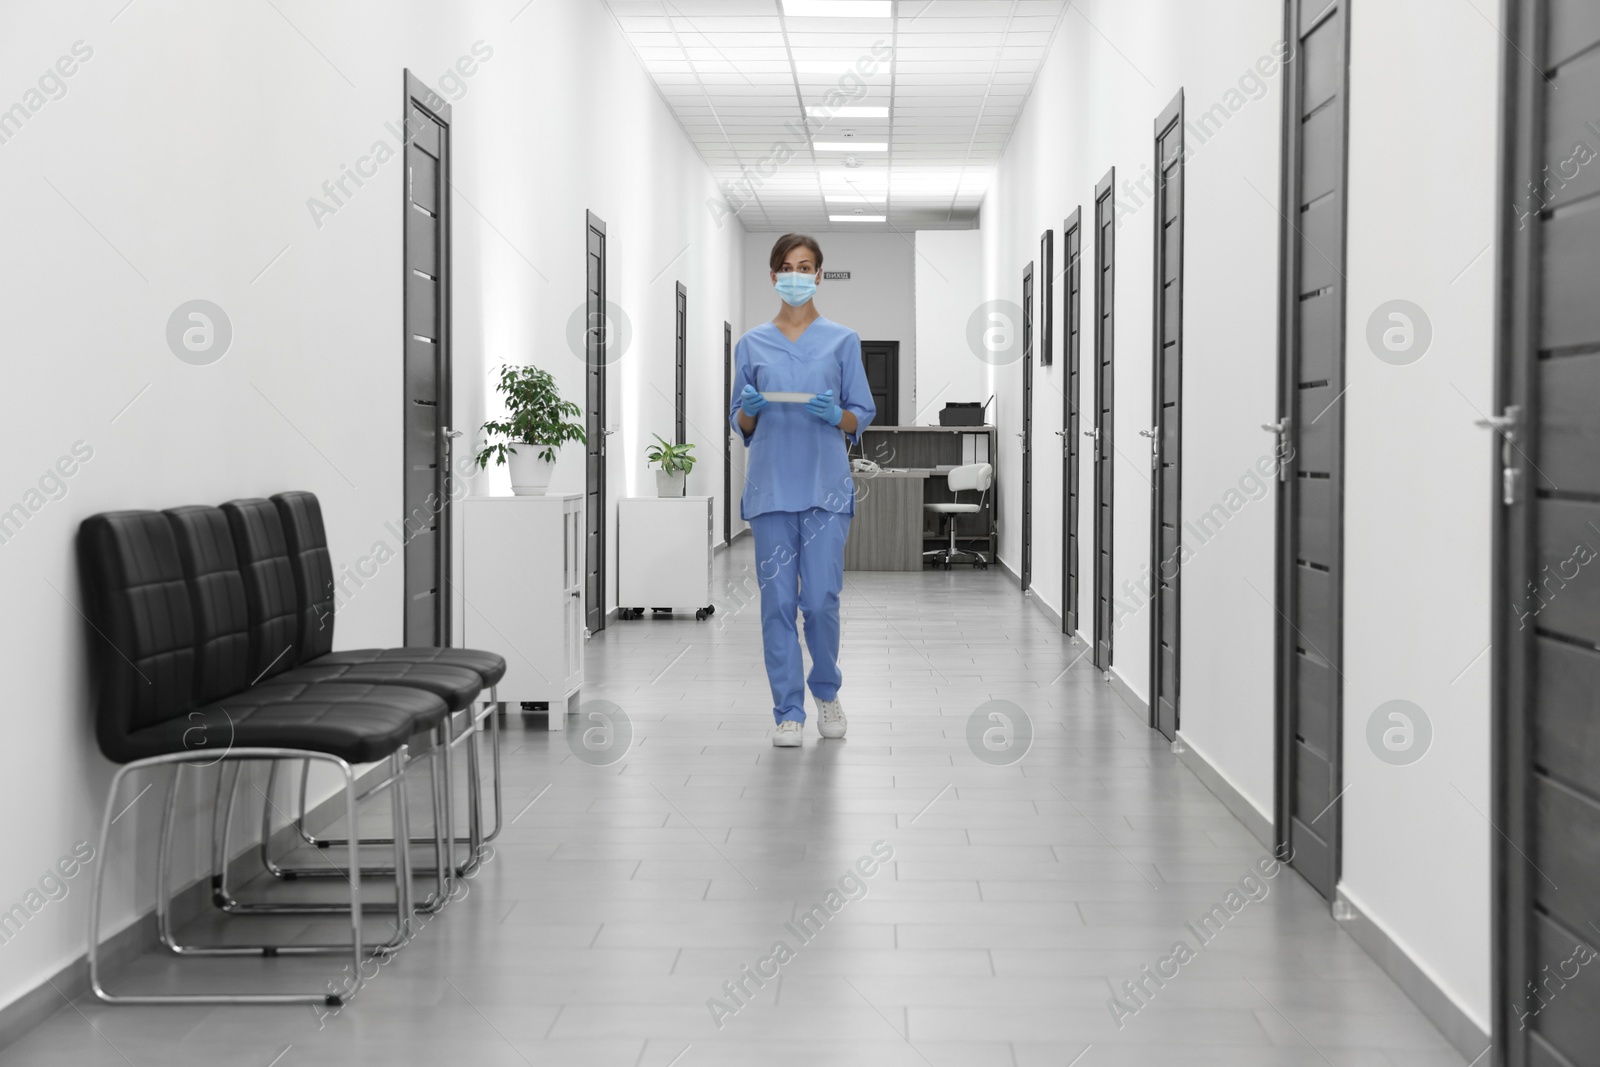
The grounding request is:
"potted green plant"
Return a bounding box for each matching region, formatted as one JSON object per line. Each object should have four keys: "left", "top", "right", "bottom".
{"left": 475, "top": 364, "right": 585, "bottom": 496}
{"left": 646, "top": 434, "right": 696, "bottom": 497}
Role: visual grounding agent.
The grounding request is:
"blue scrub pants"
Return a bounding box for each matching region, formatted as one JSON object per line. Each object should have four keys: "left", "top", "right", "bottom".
{"left": 748, "top": 507, "right": 851, "bottom": 724}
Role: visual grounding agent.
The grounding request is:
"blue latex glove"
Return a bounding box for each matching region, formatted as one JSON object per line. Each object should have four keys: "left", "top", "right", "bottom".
{"left": 805, "top": 390, "right": 844, "bottom": 426}
{"left": 739, "top": 384, "right": 768, "bottom": 417}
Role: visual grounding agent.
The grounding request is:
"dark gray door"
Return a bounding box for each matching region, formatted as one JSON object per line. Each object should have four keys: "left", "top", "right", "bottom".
{"left": 1494, "top": 0, "right": 1600, "bottom": 1061}
{"left": 585, "top": 211, "right": 608, "bottom": 635}
{"left": 1021, "top": 261, "right": 1034, "bottom": 591}
{"left": 1150, "top": 90, "right": 1185, "bottom": 741}
{"left": 723, "top": 320, "right": 732, "bottom": 544}
{"left": 402, "top": 71, "right": 451, "bottom": 647}
{"left": 1092, "top": 169, "right": 1116, "bottom": 671}
{"left": 675, "top": 281, "right": 687, "bottom": 445}
{"left": 861, "top": 341, "right": 899, "bottom": 425}
{"left": 1062, "top": 210, "right": 1083, "bottom": 635}
{"left": 1272, "top": 0, "right": 1349, "bottom": 900}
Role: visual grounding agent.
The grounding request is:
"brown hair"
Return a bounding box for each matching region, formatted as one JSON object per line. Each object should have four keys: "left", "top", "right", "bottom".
{"left": 768, "top": 233, "right": 823, "bottom": 273}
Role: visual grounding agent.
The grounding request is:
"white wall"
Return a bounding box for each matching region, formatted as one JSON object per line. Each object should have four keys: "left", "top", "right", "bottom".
{"left": 741, "top": 229, "right": 915, "bottom": 426}
{"left": 913, "top": 229, "right": 986, "bottom": 425}
{"left": 978, "top": 0, "right": 1285, "bottom": 808}
{"left": 978, "top": 0, "right": 1497, "bottom": 1034}
{"left": 1338, "top": 0, "right": 1499, "bottom": 1031}
{"left": 0, "top": 0, "right": 740, "bottom": 1013}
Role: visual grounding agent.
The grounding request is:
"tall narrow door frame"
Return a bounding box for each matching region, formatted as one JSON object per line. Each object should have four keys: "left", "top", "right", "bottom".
{"left": 723, "top": 321, "right": 732, "bottom": 545}
{"left": 1062, "top": 210, "right": 1083, "bottom": 636}
{"left": 675, "top": 281, "right": 688, "bottom": 446}
{"left": 1021, "top": 261, "right": 1035, "bottom": 591}
{"left": 401, "top": 70, "right": 451, "bottom": 647}
{"left": 1271, "top": 0, "right": 1350, "bottom": 900}
{"left": 1149, "top": 90, "right": 1185, "bottom": 740}
{"left": 1092, "top": 168, "right": 1117, "bottom": 671}
{"left": 860, "top": 340, "right": 901, "bottom": 426}
{"left": 1493, "top": 0, "right": 1600, "bottom": 1060}
{"left": 584, "top": 210, "right": 608, "bottom": 635}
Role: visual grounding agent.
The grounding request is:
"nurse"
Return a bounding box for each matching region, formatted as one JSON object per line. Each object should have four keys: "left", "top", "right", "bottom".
{"left": 729, "top": 234, "right": 877, "bottom": 748}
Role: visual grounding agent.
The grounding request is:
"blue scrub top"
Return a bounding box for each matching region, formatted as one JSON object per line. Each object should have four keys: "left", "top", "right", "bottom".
{"left": 729, "top": 316, "right": 877, "bottom": 521}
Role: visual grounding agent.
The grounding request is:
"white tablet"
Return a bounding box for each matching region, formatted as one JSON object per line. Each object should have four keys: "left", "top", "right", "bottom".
{"left": 762, "top": 391, "right": 814, "bottom": 403}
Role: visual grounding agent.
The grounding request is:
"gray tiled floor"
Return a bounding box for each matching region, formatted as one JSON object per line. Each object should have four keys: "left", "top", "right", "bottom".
{"left": 4, "top": 538, "right": 1472, "bottom": 1065}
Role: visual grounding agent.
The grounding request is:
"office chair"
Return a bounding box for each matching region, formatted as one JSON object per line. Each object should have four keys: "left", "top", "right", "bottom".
{"left": 924, "top": 462, "right": 993, "bottom": 569}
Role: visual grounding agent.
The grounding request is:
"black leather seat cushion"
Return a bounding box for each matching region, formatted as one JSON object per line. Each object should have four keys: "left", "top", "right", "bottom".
{"left": 79, "top": 510, "right": 441, "bottom": 767}
{"left": 271, "top": 660, "right": 479, "bottom": 714}
{"left": 119, "top": 681, "right": 444, "bottom": 766}
{"left": 313, "top": 647, "right": 507, "bottom": 688}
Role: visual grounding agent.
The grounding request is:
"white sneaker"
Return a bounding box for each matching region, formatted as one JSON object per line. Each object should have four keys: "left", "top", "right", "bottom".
{"left": 773, "top": 720, "right": 803, "bottom": 747}
{"left": 815, "top": 697, "right": 847, "bottom": 739}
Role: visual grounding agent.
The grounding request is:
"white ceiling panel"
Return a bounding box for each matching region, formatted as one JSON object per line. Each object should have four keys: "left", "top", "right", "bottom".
{"left": 604, "top": 0, "right": 1065, "bottom": 228}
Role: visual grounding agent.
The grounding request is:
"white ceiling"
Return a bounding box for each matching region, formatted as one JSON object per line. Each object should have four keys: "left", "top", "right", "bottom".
{"left": 603, "top": 0, "right": 1069, "bottom": 232}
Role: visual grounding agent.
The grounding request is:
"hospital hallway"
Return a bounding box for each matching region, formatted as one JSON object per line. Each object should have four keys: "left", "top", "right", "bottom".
{"left": 0, "top": 541, "right": 1468, "bottom": 1066}
{"left": 3, "top": 0, "right": 1595, "bottom": 1063}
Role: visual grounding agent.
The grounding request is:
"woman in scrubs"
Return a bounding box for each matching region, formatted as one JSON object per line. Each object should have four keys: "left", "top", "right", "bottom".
{"left": 729, "top": 234, "right": 877, "bottom": 748}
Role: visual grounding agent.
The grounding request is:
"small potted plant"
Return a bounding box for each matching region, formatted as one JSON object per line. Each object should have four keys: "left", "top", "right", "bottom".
{"left": 475, "top": 364, "right": 585, "bottom": 496}
{"left": 646, "top": 434, "right": 696, "bottom": 497}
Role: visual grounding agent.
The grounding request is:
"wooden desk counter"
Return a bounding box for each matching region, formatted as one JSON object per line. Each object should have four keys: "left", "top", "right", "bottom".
{"left": 844, "top": 469, "right": 929, "bottom": 571}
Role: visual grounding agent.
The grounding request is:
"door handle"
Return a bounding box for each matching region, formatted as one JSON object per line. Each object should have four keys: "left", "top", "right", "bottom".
{"left": 441, "top": 427, "right": 463, "bottom": 440}
{"left": 1262, "top": 417, "right": 1291, "bottom": 482}
{"left": 1475, "top": 404, "right": 1521, "bottom": 505}
{"left": 1139, "top": 427, "right": 1157, "bottom": 469}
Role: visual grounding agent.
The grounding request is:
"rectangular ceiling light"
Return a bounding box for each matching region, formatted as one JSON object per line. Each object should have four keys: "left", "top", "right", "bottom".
{"left": 814, "top": 141, "right": 887, "bottom": 151}
{"left": 783, "top": 1, "right": 891, "bottom": 16}
{"left": 793, "top": 59, "right": 890, "bottom": 74}
{"left": 830, "top": 214, "right": 887, "bottom": 221}
{"left": 806, "top": 105, "right": 889, "bottom": 118}
{"left": 825, "top": 194, "right": 880, "bottom": 203}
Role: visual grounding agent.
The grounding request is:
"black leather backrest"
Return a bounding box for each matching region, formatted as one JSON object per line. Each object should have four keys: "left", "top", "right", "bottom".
{"left": 163, "top": 505, "right": 252, "bottom": 702}
{"left": 219, "top": 498, "right": 301, "bottom": 682}
{"left": 271, "top": 491, "right": 335, "bottom": 662}
{"left": 77, "top": 511, "right": 198, "bottom": 758}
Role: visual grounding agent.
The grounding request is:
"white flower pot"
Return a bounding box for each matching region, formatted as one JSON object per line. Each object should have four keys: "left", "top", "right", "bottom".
{"left": 655, "top": 469, "right": 686, "bottom": 497}
{"left": 507, "top": 443, "right": 555, "bottom": 496}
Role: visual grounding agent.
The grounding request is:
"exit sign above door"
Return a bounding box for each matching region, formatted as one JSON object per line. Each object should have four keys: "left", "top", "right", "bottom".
{"left": 823, "top": 271, "right": 850, "bottom": 280}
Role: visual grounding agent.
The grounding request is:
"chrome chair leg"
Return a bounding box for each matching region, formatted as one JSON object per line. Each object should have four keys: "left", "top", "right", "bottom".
{"left": 234, "top": 734, "right": 452, "bottom": 910}
{"left": 295, "top": 706, "right": 490, "bottom": 871}
{"left": 171, "top": 749, "right": 415, "bottom": 949}
{"left": 482, "top": 686, "right": 504, "bottom": 845}
{"left": 91, "top": 749, "right": 372, "bottom": 1005}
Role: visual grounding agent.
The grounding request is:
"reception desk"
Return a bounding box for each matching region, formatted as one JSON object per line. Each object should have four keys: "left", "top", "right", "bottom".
{"left": 843, "top": 469, "right": 929, "bottom": 571}
{"left": 842, "top": 426, "right": 998, "bottom": 571}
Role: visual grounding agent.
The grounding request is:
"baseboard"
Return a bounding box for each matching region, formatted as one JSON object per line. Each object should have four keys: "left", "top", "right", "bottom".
{"left": 1106, "top": 668, "right": 1148, "bottom": 721}
{"left": 1333, "top": 886, "right": 1491, "bottom": 1061}
{"left": 993, "top": 557, "right": 1066, "bottom": 626}
{"left": 1172, "top": 731, "right": 1274, "bottom": 851}
{"left": 716, "top": 527, "right": 750, "bottom": 551}
{"left": 1028, "top": 591, "right": 1062, "bottom": 628}
{"left": 0, "top": 760, "right": 388, "bottom": 1054}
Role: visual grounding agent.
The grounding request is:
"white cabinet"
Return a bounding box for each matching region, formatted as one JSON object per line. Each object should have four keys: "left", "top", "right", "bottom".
{"left": 462, "top": 494, "right": 583, "bottom": 729}
{"left": 617, "top": 495, "right": 715, "bottom": 620}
